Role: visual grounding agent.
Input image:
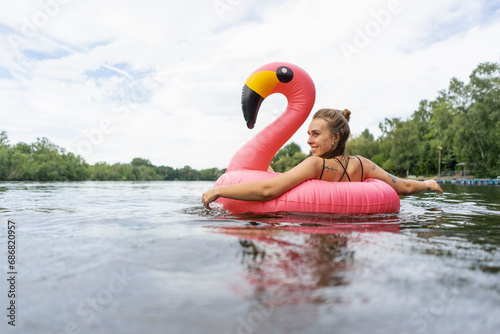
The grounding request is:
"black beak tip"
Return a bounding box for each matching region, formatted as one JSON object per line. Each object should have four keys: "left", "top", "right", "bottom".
{"left": 241, "top": 84, "right": 263, "bottom": 130}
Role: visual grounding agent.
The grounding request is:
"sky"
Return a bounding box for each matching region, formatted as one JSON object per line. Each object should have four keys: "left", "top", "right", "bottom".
{"left": 1, "top": 0, "right": 500, "bottom": 170}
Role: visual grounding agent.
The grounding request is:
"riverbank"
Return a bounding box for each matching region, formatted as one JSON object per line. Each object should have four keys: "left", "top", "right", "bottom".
{"left": 412, "top": 175, "right": 500, "bottom": 185}
{"left": 436, "top": 177, "right": 500, "bottom": 185}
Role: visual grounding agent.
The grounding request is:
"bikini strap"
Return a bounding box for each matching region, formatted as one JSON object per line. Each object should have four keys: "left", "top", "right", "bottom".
{"left": 318, "top": 158, "right": 325, "bottom": 180}
{"left": 356, "top": 156, "right": 364, "bottom": 181}
{"left": 334, "top": 157, "right": 351, "bottom": 182}
{"left": 344, "top": 157, "right": 352, "bottom": 182}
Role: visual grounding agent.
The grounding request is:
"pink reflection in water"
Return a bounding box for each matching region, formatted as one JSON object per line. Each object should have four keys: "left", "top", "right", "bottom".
{"left": 210, "top": 213, "right": 400, "bottom": 305}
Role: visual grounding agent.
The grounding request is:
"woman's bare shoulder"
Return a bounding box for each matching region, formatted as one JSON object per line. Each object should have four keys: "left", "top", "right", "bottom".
{"left": 292, "top": 156, "right": 324, "bottom": 174}
{"left": 356, "top": 156, "right": 377, "bottom": 170}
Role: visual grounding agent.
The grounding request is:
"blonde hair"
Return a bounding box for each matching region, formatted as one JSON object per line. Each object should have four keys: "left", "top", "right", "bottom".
{"left": 312, "top": 108, "right": 351, "bottom": 159}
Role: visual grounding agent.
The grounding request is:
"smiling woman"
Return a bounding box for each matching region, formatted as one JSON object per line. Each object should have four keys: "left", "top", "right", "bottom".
{"left": 307, "top": 108, "right": 351, "bottom": 159}
{"left": 202, "top": 63, "right": 442, "bottom": 214}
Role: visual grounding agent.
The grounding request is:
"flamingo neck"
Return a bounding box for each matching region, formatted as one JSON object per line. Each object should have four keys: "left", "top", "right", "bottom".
{"left": 227, "top": 87, "right": 315, "bottom": 171}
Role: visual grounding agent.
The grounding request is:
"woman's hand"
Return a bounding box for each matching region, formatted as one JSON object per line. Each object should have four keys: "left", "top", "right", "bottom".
{"left": 424, "top": 180, "right": 444, "bottom": 194}
{"left": 202, "top": 188, "right": 220, "bottom": 209}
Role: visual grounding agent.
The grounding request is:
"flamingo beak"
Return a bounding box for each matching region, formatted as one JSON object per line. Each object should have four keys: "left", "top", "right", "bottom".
{"left": 241, "top": 71, "right": 278, "bottom": 129}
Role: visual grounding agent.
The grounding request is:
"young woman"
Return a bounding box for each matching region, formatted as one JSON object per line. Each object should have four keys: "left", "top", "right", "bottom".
{"left": 202, "top": 108, "right": 443, "bottom": 209}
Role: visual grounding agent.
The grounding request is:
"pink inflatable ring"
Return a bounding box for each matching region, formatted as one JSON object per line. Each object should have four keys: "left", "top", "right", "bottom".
{"left": 213, "top": 62, "right": 400, "bottom": 214}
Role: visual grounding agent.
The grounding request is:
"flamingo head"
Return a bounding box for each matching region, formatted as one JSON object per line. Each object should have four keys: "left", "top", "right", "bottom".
{"left": 241, "top": 62, "right": 315, "bottom": 129}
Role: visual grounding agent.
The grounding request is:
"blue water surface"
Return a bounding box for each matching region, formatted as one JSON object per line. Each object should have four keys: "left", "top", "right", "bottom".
{"left": 0, "top": 181, "right": 499, "bottom": 334}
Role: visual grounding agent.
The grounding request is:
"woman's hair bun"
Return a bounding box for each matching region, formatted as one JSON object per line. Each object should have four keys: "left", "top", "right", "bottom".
{"left": 312, "top": 108, "right": 351, "bottom": 123}
{"left": 342, "top": 109, "right": 351, "bottom": 122}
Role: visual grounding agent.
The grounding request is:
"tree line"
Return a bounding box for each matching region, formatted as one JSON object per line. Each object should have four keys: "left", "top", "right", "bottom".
{"left": 0, "top": 134, "right": 225, "bottom": 181}
{"left": 348, "top": 61, "right": 499, "bottom": 178}
{"left": 272, "top": 61, "right": 500, "bottom": 178}
{"left": 1, "top": 61, "right": 498, "bottom": 181}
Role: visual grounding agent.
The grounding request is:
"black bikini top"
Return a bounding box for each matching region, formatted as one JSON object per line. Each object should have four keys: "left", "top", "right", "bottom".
{"left": 319, "top": 156, "right": 364, "bottom": 182}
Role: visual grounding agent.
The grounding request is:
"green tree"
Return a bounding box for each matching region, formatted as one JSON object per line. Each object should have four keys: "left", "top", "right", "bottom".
{"left": 8, "top": 148, "right": 36, "bottom": 180}
{"left": 156, "top": 166, "right": 177, "bottom": 180}
{"left": 347, "top": 129, "right": 380, "bottom": 159}
{"left": 177, "top": 165, "right": 200, "bottom": 180}
{"left": 270, "top": 143, "right": 308, "bottom": 173}
{"left": 446, "top": 62, "right": 500, "bottom": 176}
{"left": 0, "top": 131, "right": 8, "bottom": 147}
{"left": 199, "top": 168, "right": 225, "bottom": 181}
{"left": 131, "top": 157, "right": 153, "bottom": 167}
{"left": 91, "top": 162, "right": 112, "bottom": 181}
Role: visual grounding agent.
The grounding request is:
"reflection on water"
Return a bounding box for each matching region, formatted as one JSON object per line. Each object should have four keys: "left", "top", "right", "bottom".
{"left": 236, "top": 234, "right": 353, "bottom": 305}
{"left": 209, "top": 213, "right": 400, "bottom": 305}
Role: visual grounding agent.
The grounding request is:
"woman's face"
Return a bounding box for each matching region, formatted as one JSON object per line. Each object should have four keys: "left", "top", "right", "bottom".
{"left": 307, "top": 118, "right": 337, "bottom": 156}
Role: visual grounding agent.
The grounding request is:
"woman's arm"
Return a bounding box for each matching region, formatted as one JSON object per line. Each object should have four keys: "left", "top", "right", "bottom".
{"left": 361, "top": 157, "right": 443, "bottom": 196}
{"left": 202, "top": 156, "right": 323, "bottom": 209}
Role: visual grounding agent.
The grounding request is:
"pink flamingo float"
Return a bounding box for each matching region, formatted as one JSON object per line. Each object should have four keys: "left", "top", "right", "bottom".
{"left": 213, "top": 62, "right": 400, "bottom": 214}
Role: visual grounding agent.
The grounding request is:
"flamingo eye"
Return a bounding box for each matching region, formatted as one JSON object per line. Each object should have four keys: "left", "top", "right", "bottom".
{"left": 276, "top": 66, "right": 293, "bottom": 83}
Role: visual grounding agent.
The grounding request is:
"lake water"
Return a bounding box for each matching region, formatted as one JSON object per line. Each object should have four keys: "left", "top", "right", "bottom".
{"left": 0, "top": 181, "right": 499, "bottom": 334}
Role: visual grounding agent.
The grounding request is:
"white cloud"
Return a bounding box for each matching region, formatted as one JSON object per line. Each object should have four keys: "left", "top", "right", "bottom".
{"left": 1, "top": 0, "right": 500, "bottom": 169}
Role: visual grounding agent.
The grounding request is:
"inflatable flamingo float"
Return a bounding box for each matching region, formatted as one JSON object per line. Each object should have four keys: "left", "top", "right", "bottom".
{"left": 213, "top": 62, "right": 400, "bottom": 214}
